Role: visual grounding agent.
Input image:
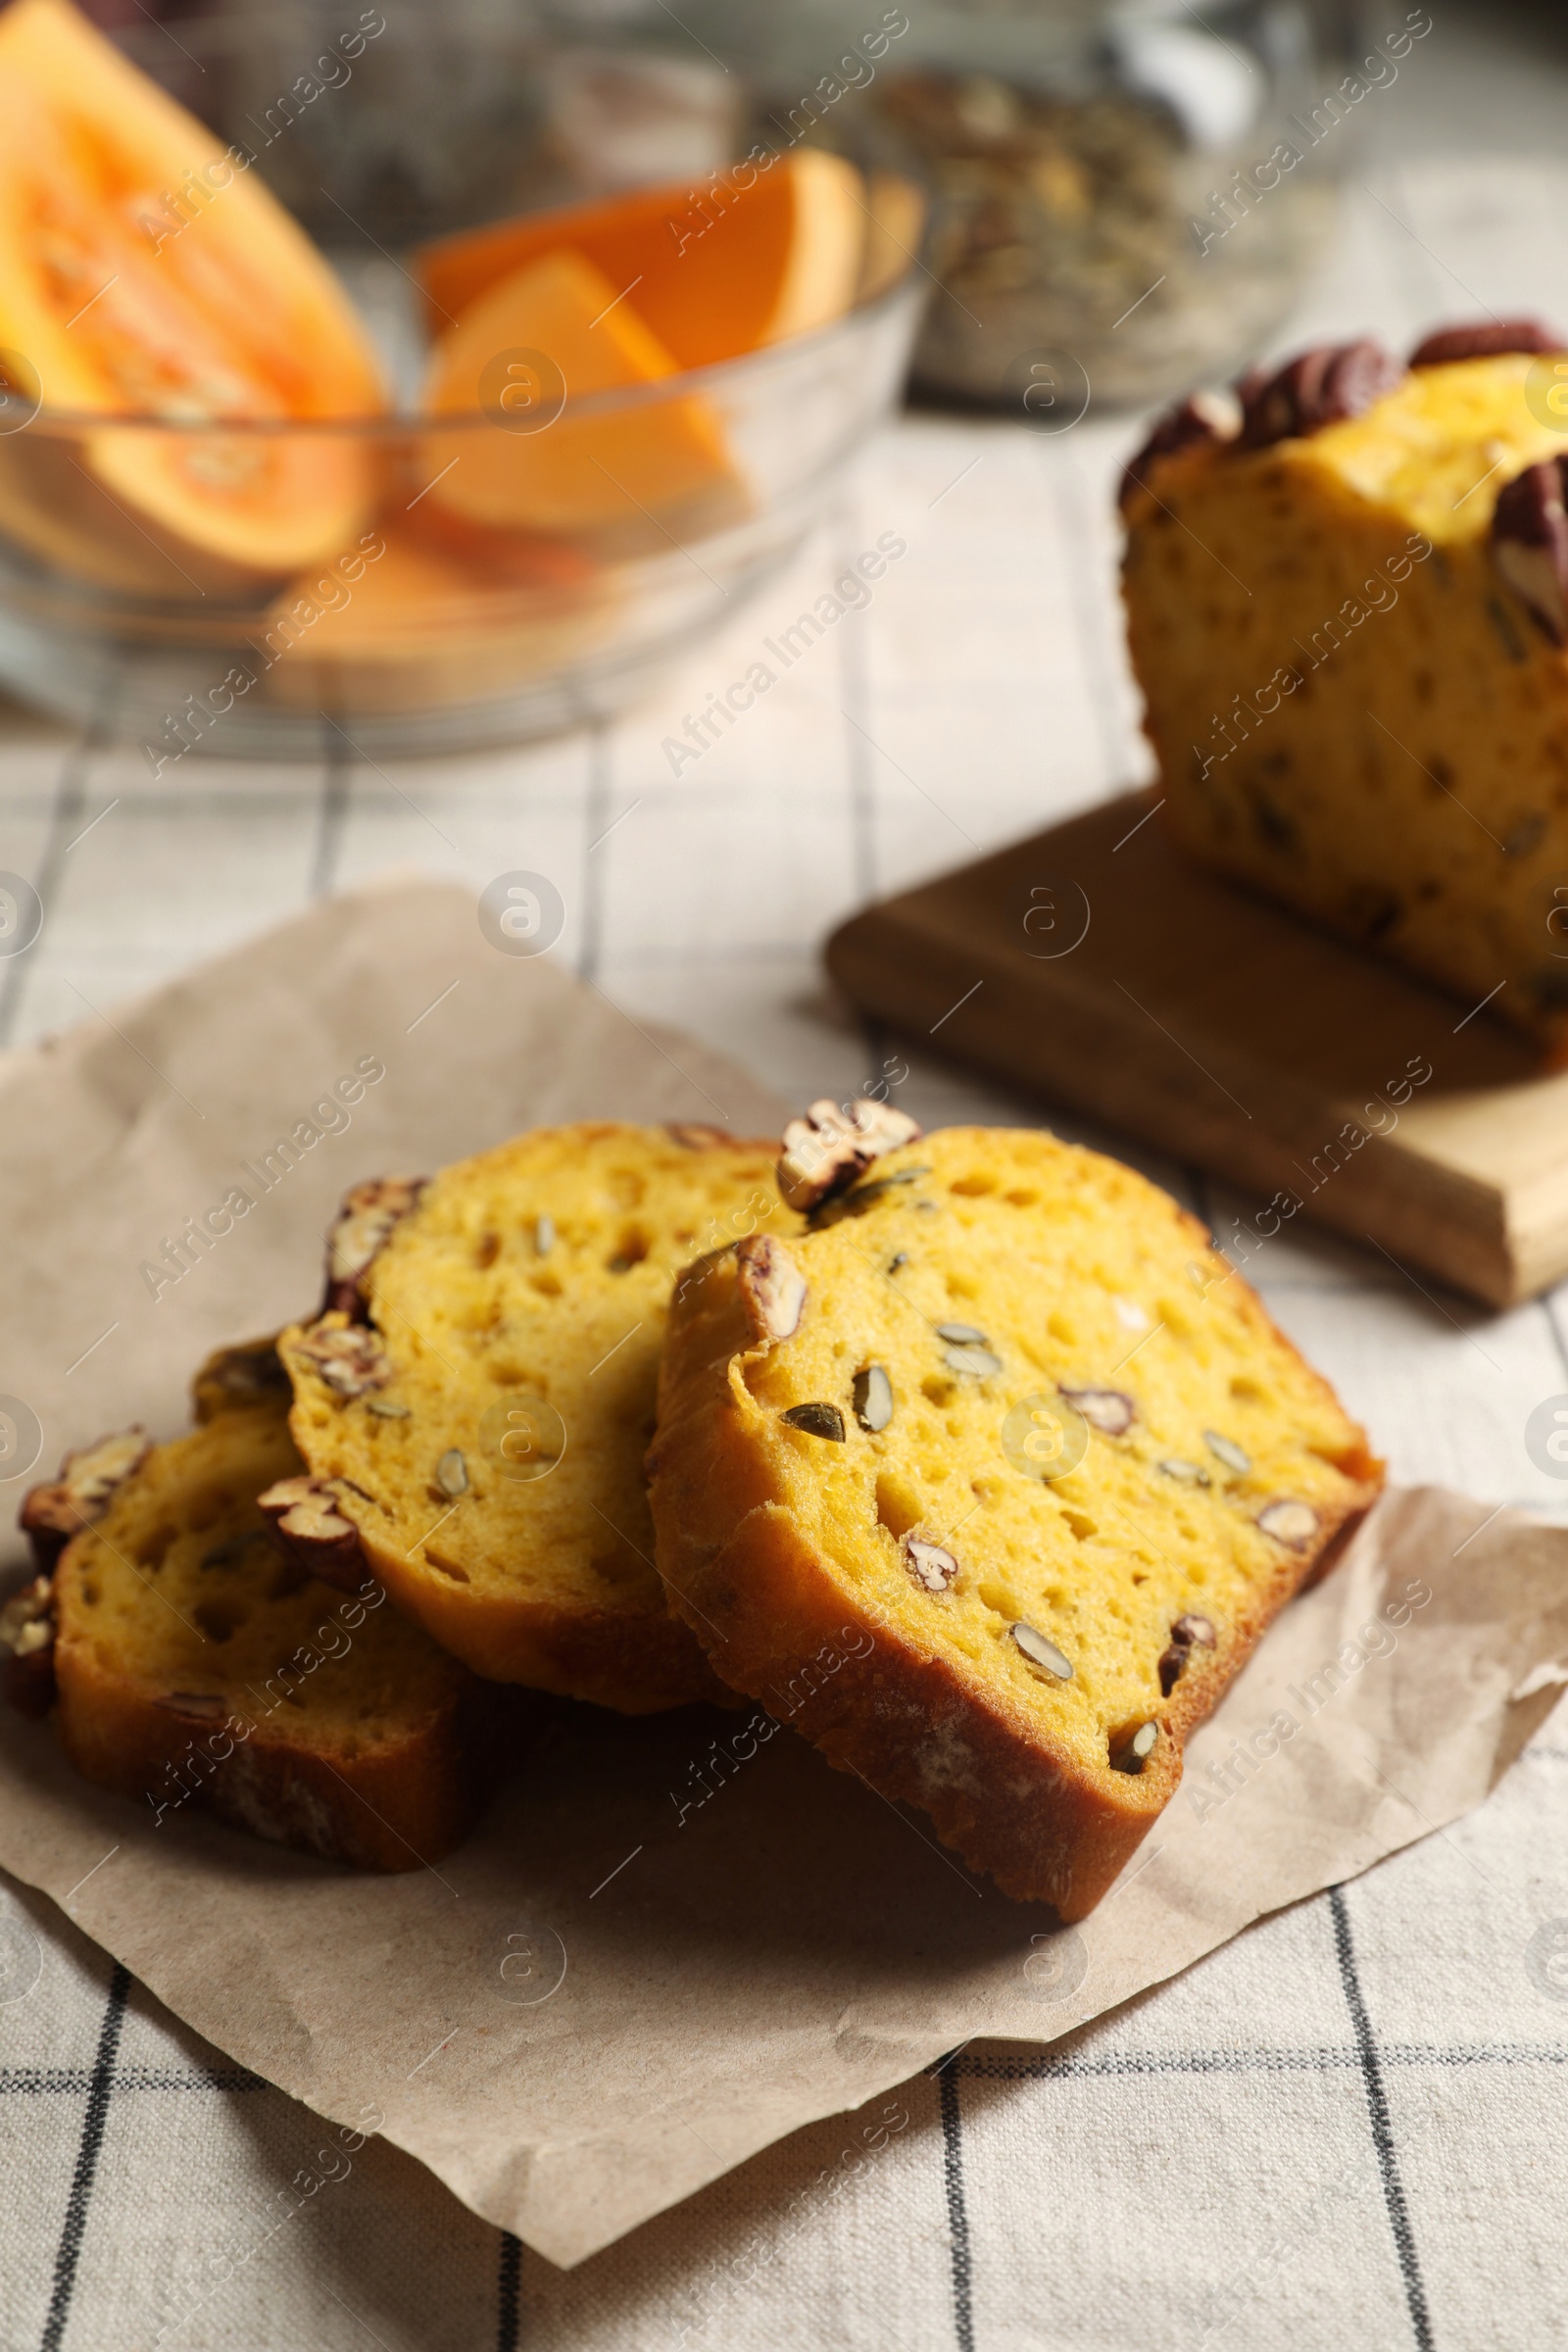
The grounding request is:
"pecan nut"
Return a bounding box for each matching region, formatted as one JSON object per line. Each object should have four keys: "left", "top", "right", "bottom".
{"left": 1409, "top": 318, "right": 1562, "bottom": 368}
{"left": 777, "top": 1098, "right": 923, "bottom": 1212}
{"left": 1239, "top": 339, "right": 1402, "bottom": 449}
{"left": 292, "top": 1319, "right": 395, "bottom": 1401}
{"left": 1491, "top": 458, "right": 1568, "bottom": 643}
{"left": 257, "top": 1477, "right": 366, "bottom": 1590}
{"left": 1118, "top": 388, "right": 1240, "bottom": 512}
{"left": 735, "top": 1234, "right": 807, "bottom": 1342}
{"left": 0, "top": 1573, "right": 56, "bottom": 1717}
{"left": 664, "top": 1122, "right": 731, "bottom": 1151}
{"left": 324, "top": 1176, "right": 426, "bottom": 1317}
{"left": 19, "top": 1426, "right": 150, "bottom": 1572}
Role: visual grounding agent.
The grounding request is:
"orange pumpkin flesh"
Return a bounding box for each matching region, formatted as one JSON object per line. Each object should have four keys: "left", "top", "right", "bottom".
{"left": 416, "top": 149, "right": 868, "bottom": 371}
{"left": 260, "top": 528, "right": 614, "bottom": 715}
{"left": 0, "top": 0, "right": 386, "bottom": 583}
{"left": 420, "top": 248, "right": 746, "bottom": 550}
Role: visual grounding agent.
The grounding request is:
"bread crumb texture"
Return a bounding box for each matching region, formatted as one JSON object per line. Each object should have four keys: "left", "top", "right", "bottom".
{"left": 280, "top": 1122, "right": 798, "bottom": 1711}
{"left": 1123, "top": 353, "right": 1568, "bottom": 1050}
{"left": 53, "top": 1383, "right": 480, "bottom": 1868}
{"left": 651, "top": 1128, "right": 1383, "bottom": 1916}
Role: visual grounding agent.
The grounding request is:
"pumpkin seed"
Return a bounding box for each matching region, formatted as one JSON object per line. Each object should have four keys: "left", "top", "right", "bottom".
{"left": 366, "top": 1399, "right": 410, "bottom": 1419}
{"left": 436, "top": 1448, "right": 468, "bottom": 1496}
{"left": 1010, "top": 1622, "right": 1073, "bottom": 1679}
{"left": 854, "top": 1364, "right": 895, "bottom": 1432}
{"left": 937, "top": 1322, "right": 987, "bottom": 1344}
{"left": 1158, "top": 1457, "right": 1211, "bottom": 1487}
{"left": 535, "top": 1214, "right": 556, "bottom": 1257}
{"left": 1205, "top": 1430, "right": 1250, "bottom": 1475}
{"left": 946, "top": 1345, "right": 1003, "bottom": 1378}
{"left": 781, "top": 1402, "right": 846, "bottom": 1442}
{"left": 1111, "top": 1721, "right": 1159, "bottom": 1774}
{"left": 1257, "top": 1497, "right": 1318, "bottom": 1546}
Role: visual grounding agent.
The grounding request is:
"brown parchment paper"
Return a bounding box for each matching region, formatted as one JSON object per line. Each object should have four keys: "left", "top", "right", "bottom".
{"left": 0, "top": 878, "right": 1565, "bottom": 2268}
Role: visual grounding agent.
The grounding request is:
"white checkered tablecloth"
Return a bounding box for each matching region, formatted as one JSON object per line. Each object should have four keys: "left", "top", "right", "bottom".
{"left": 3, "top": 13, "right": 1568, "bottom": 2345}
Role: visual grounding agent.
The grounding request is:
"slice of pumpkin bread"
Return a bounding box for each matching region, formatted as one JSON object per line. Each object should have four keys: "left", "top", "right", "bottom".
{"left": 647, "top": 1124, "right": 1382, "bottom": 1918}
{"left": 1121, "top": 318, "right": 1568, "bottom": 1056}
{"left": 21, "top": 1358, "right": 490, "bottom": 1869}
{"left": 278, "top": 1123, "right": 801, "bottom": 1712}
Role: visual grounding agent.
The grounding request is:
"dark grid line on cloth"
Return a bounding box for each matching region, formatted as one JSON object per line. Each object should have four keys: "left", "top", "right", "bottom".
{"left": 954, "top": 2041, "right": 1568, "bottom": 2082}
{"left": 1331, "top": 1886, "right": 1436, "bottom": 2352}
{"left": 497, "top": 2231, "right": 522, "bottom": 2352}
{"left": 1, "top": 2065, "right": 267, "bottom": 2096}
{"left": 39, "top": 1961, "right": 129, "bottom": 2352}
{"left": 936, "top": 2055, "right": 975, "bottom": 2352}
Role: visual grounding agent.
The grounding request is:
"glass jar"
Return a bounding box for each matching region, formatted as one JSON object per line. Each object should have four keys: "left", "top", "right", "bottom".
{"left": 861, "top": 0, "right": 1344, "bottom": 409}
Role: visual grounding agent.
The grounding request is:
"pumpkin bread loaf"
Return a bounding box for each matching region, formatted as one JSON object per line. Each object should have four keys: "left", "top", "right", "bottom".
{"left": 647, "top": 1123, "right": 1382, "bottom": 1918}
{"left": 1121, "top": 318, "right": 1568, "bottom": 1057}
{"left": 14, "top": 1354, "right": 490, "bottom": 1869}
{"left": 278, "top": 1123, "right": 803, "bottom": 1712}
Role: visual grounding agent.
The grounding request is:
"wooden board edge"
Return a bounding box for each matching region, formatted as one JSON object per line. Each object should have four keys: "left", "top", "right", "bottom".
{"left": 826, "top": 905, "right": 1526, "bottom": 1310}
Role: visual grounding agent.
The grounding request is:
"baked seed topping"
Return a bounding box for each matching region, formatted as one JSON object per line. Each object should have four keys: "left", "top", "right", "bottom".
{"left": 1010, "top": 1622, "right": 1073, "bottom": 1680}
{"left": 1239, "top": 338, "right": 1401, "bottom": 448}
{"left": 0, "top": 1575, "right": 54, "bottom": 1661}
{"left": 1205, "top": 1431, "right": 1250, "bottom": 1474}
{"left": 888, "top": 1251, "right": 908, "bottom": 1272}
{"left": 256, "top": 1476, "right": 365, "bottom": 1589}
{"left": 936, "top": 1322, "right": 987, "bottom": 1344}
{"left": 324, "top": 1175, "right": 426, "bottom": 1314}
{"left": 1158, "top": 1457, "right": 1211, "bottom": 1487}
{"left": 1257, "top": 1497, "right": 1320, "bottom": 1547}
{"left": 1409, "top": 317, "right": 1561, "bottom": 367}
{"left": 19, "top": 1426, "right": 152, "bottom": 1569}
{"left": 1172, "top": 1613, "right": 1217, "bottom": 1648}
{"left": 1158, "top": 1612, "right": 1217, "bottom": 1694}
{"left": 156, "top": 1690, "right": 226, "bottom": 1718}
{"left": 945, "top": 1345, "right": 1003, "bottom": 1378}
{"left": 780, "top": 1401, "right": 847, "bottom": 1442}
{"left": 1491, "top": 458, "right": 1568, "bottom": 643}
{"left": 736, "top": 1233, "right": 807, "bottom": 1343}
{"left": 1111, "top": 1721, "right": 1159, "bottom": 1774}
{"left": 854, "top": 1364, "right": 895, "bottom": 1432}
{"left": 436, "top": 1449, "right": 468, "bottom": 1496}
{"left": 366, "top": 1399, "right": 411, "bottom": 1419}
{"left": 777, "top": 1097, "right": 923, "bottom": 1212}
{"left": 903, "top": 1533, "right": 959, "bottom": 1592}
{"left": 1061, "top": 1386, "right": 1136, "bottom": 1437}
{"left": 294, "top": 1321, "right": 394, "bottom": 1400}
{"left": 535, "top": 1214, "right": 556, "bottom": 1257}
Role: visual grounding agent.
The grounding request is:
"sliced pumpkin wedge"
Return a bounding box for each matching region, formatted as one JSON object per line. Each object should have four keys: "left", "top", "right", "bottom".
{"left": 416, "top": 148, "right": 868, "bottom": 371}
{"left": 421, "top": 248, "right": 745, "bottom": 549}
{"left": 260, "top": 529, "right": 614, "bottom": 715}
{"left": 0, "top": 0, "right": 386, "bottom": 583}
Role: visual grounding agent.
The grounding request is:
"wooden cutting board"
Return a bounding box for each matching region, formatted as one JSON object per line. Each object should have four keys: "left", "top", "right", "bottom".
{"left": 826, "top": 791, "right": 1568, "bottom": 1309}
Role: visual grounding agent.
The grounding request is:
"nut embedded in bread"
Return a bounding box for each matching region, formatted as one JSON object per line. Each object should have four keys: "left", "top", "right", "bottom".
{"left": 277, "top": 1123, "right": 806, "bottom": 1713}
{"left": 647, "top": 1125, "right": 1382, "bottom": 1919}
{"left": 1121, "top": 321, "right": 1568, "bottom": 1057}
{"left": 37, "top": 1377, "right": 493, "bottom": 1871}
{"left": 19, "top": 1425, "right": 150, "bottom": 1571}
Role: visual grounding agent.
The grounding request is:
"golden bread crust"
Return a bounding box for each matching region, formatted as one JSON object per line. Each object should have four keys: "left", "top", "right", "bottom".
{"left": 50, "top": 1396, "right": 492, "bottom": 1870}
{"left": 649, "top": 1127, "right": 1381, "bottom": 1918}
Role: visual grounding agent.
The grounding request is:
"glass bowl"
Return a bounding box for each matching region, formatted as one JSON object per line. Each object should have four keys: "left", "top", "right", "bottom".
{"left": 0, "top": 8, "right": 925, "bottom": 760}
{"left": 0, "top": 295, "right": 920, "bottom": 761}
